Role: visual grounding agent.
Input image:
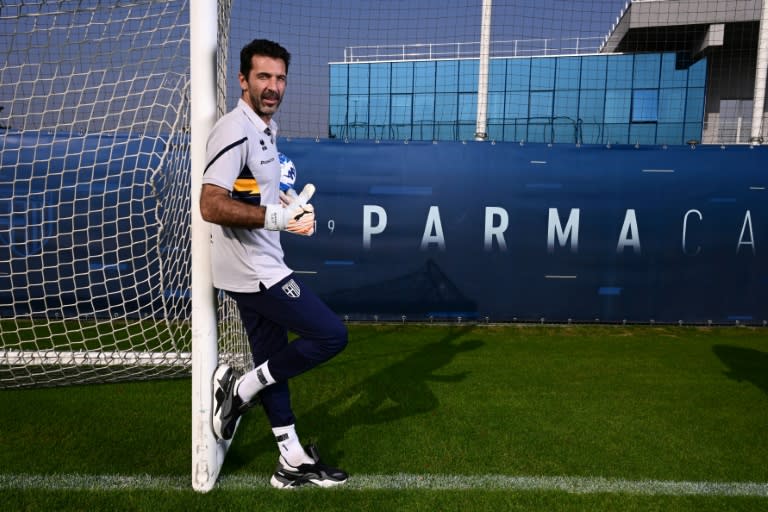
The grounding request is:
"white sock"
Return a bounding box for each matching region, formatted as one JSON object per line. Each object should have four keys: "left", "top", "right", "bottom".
{"left": 236, "top": 361, "right": 275, "bottom": 403}
{"left": 273, "top": 424, "right": 313, "bottom": 467}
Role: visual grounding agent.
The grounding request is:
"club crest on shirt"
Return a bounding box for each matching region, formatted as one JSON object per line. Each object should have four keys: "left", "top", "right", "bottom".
{"left": 281, "top": 279, "right": 301, "bottom": 298}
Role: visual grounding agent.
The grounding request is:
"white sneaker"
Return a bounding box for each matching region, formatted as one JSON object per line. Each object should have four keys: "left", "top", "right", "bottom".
{"left": 269, "top": 444, "right": 348, "bottom": 488}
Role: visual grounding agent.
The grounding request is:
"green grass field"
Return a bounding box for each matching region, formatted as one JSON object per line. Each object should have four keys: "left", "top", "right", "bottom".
{"left": 1, "top": 324, "right": 767, "bottom": 511}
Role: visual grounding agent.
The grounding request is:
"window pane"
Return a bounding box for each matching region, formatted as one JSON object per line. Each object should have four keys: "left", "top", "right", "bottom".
{"left": 329, "top": 95, "right": 346, "bottom": 130}
{"left": 579, "top": 89, "right": 605, "bottom": 123}
{"left": 604, "top": 123, "right": 629, "bottom": 144}
{"left": 553, "top": 119, "right": 579, "bottom": 143}
{"left": 528, "top": 118, "right": 551, "bottom": 141}
{"left": 459, "top": 60, "right": 479, "bottom": 92}
{"left": 413, "top": 93, "right": 435, "bottom": 122}
{"left": 392, "top": 62, "right": 413, "bottom": 93}
{"left": 530, "top": 91, "right": 553, "bottom": 119}
{"left": 458, "top": 123, "right": 475, "bottom": 140}
{"left": 412, "top": 122, "right": 434, "bottom": 141}
{"left": 488, "top": 92, "right": 505, "bottom": 123}
{"left": 487, "top": 121, "right": 504, "bottom": 141}
{"left": 414, "top": 61, "right": 436, "bottom": 93}
{"left": 436, "top": 122, "right": 457, "bottom": 140}
{"left": 348, "top": 64, "right": 369, "bottom": 95}
{"left": 581, "top": 56, "right": 607, "bottom": 90}
{"left": 351, "top": 125, "right": 368, "bottom": 139}
{"left": 688, "top": 57, "right": 707, "bottom": 87}
{"left": 348, "top": 95, "right": 368, "bottom": 138}
{"left": 580, "top": 123, "right": 603, "bottom": 144}
{"left": 489, "top": 60, "right": 507, "bottom": 92}
{"left": 554, "top": 89, "right": 579, "bottom": 119}
{"left": 530, "top": 58, "right": 555, "bottom": 90}
{"left": 330, "top": 65, "right": 348, "bottom": 95}
{"left": 684, "top": 122, "right": 702, "bottom": 143}
{"left": 633, "top": 53, "right": 660, "bottom": 89}
{"left": 435, "top": 93, "right": 458, "bottom": 121}
{"left": 607, "top": 55, "right": 633, "bottom": 89}
{"left": 629, "top": 123, "right": 656, "bottom": 145}
{"left": 391, "top": 94, "right": 412, "bottom": 124}
{"left": 658, "top": 88, "right": 686, "bottom": 123}
{"left": 391, "top": 93, "right": 412, "bottom": 140}
{"left": 657, "top": 123, "right": 683, "bottom": 145}
{"left": 660, "top": 53, "right": 687, "bottom": 88}
{"left": 370, "top": 63, "right": 391, "bottom": 95}
{"left": 556, "top": 57, "right": 581, "bottom": 89}
{"left": 605, "top": 90, "right": 630, "bottom": 123}
{"left": 459, "top": 92, "right": 477, "bottom": 122}
{"left": 507, "top": 58, "right": 531, "bottom": 91}
{"left": 391, "top": 125, "right": 411, "bottom": 140}
{"left": 505, "top": 91, "right": 528, "bottom": 121}
{"left": 329, "top": 124, "right": 344, "bottom": 139}
{"left": 632, "top": 89, "right": 658, "bottom": 122}
{"left": 369, "top": 94, "right": 390, "bottom": 126}
{"left": 505, "top": 121, "right": 527, "bottom": 142}
{"left": 685, "top": 87, "right": 705, "bottom": 122}
{"left": 436, "top": 61, "right": 459, "bottom": 92}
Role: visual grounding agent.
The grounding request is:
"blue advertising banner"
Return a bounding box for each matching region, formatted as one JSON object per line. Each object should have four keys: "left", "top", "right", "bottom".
{"left": 278, "top": 139, "right": 767, "bottom": 324}
{"left": 1, "top": 131, "right": 766, "bottom": 324}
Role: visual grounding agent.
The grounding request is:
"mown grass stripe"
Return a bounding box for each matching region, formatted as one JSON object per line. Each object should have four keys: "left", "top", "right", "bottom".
{"left": 1, "top": 473, "right": 767, "bottom": 497}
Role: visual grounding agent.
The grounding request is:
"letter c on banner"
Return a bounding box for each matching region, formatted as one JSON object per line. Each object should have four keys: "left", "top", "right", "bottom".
{"left": 682, "top": 209, "right": 702, "bottom": 256}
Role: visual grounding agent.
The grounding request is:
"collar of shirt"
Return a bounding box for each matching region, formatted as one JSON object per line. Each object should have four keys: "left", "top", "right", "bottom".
{"left": 237, "top": 98, "right": 278, "bottom": 138}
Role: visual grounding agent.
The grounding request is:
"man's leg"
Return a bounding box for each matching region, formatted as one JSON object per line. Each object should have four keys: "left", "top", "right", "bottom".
{"left": 227, "top": 275, "right": 349, "bottom": 487}
{"left": 231, "top": 274, "right": 348, "bottom": 389}
{"left": 233, "top": 297, "right": 295, "bottom": 428}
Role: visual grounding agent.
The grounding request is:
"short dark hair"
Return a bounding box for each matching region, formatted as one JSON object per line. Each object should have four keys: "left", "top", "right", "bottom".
{"left": 240, "top": 39, "right": 291, "bottom": 77}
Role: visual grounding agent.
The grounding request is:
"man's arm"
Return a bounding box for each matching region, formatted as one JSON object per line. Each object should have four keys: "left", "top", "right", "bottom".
{"left": 200, "top": 182, "right": 316, "bottom": 236}
{"left": 200, "top": 183, "right": 266, "bottom": 229}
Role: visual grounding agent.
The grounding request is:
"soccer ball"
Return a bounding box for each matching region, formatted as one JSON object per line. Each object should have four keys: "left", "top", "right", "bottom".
{"left": 279, "top": 152, "right": 297, "bottom": 192}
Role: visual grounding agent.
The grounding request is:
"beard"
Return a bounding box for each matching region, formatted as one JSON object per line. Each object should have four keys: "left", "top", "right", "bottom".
{"left": 249, "top": 89, "right": 282, "bottom": 118}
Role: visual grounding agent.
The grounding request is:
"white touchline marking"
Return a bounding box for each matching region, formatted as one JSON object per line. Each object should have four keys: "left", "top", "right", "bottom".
{"left": 1, "top": 473, "right": 767, "bottom": 497}
{"left": 642, "top": 169, "right": 675, "bottom": 173}
{"left": 545, "top": 275, "right": 578, "bottom": 279}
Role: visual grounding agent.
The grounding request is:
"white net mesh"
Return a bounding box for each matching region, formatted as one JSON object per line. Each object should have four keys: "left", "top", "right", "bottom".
{"left": 0, "top": 0, "right": 250, "bottom": 388}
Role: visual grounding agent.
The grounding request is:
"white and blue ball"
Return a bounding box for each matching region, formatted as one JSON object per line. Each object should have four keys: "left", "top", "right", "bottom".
{"left": 278, "top": 152, "right": 297, "bottom": 192}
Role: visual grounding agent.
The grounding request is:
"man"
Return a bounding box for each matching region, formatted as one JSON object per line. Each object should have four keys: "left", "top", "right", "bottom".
{"left": 200, "top": 39, "right": 348, "bottom": 489}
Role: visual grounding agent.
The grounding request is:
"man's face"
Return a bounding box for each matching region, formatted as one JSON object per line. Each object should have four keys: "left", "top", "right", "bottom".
{"left": 239, "top": 55, "right": 287, "bottom": 122}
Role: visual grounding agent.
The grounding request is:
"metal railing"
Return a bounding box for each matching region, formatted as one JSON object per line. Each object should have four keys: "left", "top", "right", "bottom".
{"left": 341, "top": 37, "right": 606, "bottom": 63}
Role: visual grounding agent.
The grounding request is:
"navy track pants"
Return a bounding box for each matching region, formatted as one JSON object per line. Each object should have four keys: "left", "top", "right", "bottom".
{"left": 226, "top": 274, "right": 348, "bottom": 427}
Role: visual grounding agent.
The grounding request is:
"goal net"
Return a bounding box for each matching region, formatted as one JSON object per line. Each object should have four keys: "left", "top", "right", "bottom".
{"left": 0, "top": 0, "right": 249, "bottom": 389}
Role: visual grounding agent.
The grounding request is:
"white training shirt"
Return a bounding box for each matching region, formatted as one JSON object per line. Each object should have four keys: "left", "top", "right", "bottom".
{"left": 202, "top": 98, "right": 291, "bottom": 292}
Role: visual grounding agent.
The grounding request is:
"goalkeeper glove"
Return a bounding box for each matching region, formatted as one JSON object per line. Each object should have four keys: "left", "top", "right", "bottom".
{"left": 264, "top": 184, "right": 316, "bottom": 236}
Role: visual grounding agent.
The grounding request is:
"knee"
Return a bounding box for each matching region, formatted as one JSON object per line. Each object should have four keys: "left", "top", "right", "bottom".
{"left": 326, "top": 320, "right": 348, "bottom": 356}
{"left": 307, "top": 317, "right": 348, "bottom": 363}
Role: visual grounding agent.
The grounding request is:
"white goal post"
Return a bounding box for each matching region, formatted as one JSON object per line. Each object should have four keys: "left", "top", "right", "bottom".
{"left": 189, "top": 0, "right": 233, "bottom": 493}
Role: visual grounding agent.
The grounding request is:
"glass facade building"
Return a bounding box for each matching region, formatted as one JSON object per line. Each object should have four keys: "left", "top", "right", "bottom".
{"left": 329, "top": 52, "right": 707, "bottom": 145}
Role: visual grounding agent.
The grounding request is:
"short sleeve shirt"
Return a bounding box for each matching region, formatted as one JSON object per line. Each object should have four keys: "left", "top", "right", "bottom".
{"left": 202, "top": 99, "right": 291, "bottom": 292}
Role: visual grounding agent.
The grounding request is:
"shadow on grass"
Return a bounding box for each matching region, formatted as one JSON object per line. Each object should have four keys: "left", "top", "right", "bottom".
{"left": 712, "top": 344, "right": 768, "bottom": 397}
{"left": 227, "top": 326, "right": 484, "bottom": 470}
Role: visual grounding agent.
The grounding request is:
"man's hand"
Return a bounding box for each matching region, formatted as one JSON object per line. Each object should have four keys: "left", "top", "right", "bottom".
{"left": 264, "top": 184, "right": 316, "bottom": 236}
